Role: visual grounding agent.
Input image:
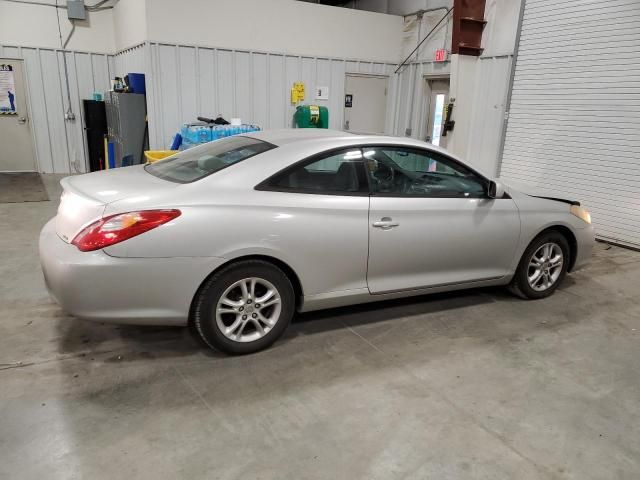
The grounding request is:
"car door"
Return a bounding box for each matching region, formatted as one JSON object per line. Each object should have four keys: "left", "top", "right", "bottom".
{"left": 255, "top": 147, "right": 371, "bottom": 296}
{"left": 365, "top": 146, "right": 521, "bottom": 294}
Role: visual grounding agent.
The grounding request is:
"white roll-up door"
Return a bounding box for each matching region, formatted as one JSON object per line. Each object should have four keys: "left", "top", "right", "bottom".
{"left": 500, "top": 0, "right": 640, "bottom": 248}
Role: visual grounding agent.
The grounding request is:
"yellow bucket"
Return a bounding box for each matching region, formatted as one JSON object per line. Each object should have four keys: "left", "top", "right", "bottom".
{"left": 144, "top": 150, "right": 178, "bottom": 163}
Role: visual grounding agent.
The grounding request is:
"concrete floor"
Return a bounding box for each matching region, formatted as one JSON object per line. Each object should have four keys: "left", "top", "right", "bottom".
{"left": 1, "top": 175, "right": 639, "bottom": 480}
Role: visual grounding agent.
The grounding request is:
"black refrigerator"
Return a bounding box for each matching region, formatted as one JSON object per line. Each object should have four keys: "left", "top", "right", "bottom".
{"left": 83, "top": 100, "right": 108, "bottom": 172}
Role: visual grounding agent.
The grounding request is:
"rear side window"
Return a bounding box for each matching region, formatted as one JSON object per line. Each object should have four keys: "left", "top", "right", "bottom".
{"left": 145, "top": 136, "right": 276, "bottom": 183}
{"left": 261, "top": 149, "right": 368, "bottom": 194}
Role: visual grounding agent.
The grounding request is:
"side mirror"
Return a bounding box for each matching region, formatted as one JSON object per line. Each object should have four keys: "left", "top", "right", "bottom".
{"left": 488, "top": 180, "right": 505, "bottom": 199}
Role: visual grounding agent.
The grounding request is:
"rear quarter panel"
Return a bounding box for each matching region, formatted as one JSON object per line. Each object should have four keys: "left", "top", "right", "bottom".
{"left": 103, "top": 185, "right": 370, "bottom": 297}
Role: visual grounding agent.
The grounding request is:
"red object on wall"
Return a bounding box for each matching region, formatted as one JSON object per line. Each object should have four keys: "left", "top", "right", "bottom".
{"left": 434, "top": 49, "right": 447, "bottom": 62}
{"left": 452, "top": 0, "right": 487, "bottom": 56}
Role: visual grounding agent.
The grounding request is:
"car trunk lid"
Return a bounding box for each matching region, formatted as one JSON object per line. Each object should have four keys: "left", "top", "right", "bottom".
{"left": 55, "top": 166, "right": 177, "bottom": 243}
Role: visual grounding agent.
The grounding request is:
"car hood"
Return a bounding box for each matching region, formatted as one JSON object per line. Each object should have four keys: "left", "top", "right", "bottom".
{"left": 498, "top": 177, "right": 580, "bottom": 206}
{"left": 55, "top": 166, "right": 178, "bottom": 243}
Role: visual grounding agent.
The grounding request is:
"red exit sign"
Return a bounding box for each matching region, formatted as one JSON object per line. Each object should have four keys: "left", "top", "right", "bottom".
{"left": 434, "top": 49, "right": 447, "bottom": 62}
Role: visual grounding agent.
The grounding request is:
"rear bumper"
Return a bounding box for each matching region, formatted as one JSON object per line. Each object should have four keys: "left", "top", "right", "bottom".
{"left": 39, "top": 218, "right": 226, "bottom": 325}
{"left": 571, "top": 223, "right": 595, "bottom": 272}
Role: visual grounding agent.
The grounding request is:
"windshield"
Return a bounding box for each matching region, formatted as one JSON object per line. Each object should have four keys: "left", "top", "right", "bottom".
{"left": 145, "top": 136, "right": 276, "bottom": 183}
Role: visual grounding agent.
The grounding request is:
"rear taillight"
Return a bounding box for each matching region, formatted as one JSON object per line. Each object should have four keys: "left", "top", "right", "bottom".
{"left": 72, "top": 209, "right": 181, "bottom": 252}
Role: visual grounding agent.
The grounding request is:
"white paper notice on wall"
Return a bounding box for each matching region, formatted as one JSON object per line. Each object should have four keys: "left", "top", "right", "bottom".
{"left": 315, "top": 86, "right": 329, "bottom": 100}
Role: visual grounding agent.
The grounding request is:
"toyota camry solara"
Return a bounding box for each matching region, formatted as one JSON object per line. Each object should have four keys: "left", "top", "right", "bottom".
{"left": 39, "top": 129, "right": 595, "bottom": 354}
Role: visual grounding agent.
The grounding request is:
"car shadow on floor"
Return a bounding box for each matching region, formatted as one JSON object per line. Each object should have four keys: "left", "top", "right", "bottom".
{"left": 291, "top": 288, "right": 498, "bottom": 333}
{"left": 55, "top": 287, "right": 502, "bottom": 361}
{"left": 55, "top": 318, "right": 202, "bottom": 360}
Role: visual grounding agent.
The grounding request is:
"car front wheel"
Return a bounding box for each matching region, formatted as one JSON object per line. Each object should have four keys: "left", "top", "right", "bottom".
{"left": 193, "top": 260, "right": 295, "bottom": 354}
{"left": 510, "top": 231, "right": 570, "bottom": 299}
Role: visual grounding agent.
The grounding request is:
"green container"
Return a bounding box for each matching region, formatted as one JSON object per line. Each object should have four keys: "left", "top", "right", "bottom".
{"left": 294, "top": 105, "right": 329, "bottom": 129}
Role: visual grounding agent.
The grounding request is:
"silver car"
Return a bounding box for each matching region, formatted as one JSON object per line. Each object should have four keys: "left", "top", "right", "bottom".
{"left": 40, "top": 129, "right": 595, "bottom": 354}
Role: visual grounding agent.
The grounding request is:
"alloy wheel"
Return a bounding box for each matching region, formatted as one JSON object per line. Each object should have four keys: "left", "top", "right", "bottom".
{"left": 527, "top": 242, "right": 564, "bottom": 292}
{"left": 215, "top": 277, "right": 282, "bottom": 343}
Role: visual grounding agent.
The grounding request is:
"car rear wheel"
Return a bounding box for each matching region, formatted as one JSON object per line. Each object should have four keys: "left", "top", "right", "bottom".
{"left": 509, "top": 231, "right": 570, "bottom": 299}
{"left": 193, "top": 260, "right": 295, "bottom": 354}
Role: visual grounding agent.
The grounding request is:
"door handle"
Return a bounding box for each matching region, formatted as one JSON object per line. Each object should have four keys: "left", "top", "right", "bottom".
{"left": 372, "top": 217, "right": 399, "bottom": 229}
{"left": 18, "top": 117, "right": 27, "bottom": 124}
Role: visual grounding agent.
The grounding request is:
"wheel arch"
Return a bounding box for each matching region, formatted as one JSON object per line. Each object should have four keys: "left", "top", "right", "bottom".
{"left": 188, "top": 254, "right": 304, "bottom": 323}
{"left": 535, "top": 225, "right": 578, "bottom": 272}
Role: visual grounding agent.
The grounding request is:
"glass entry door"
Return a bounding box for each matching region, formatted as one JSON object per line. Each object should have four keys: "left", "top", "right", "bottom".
{"left": 425, "top": 79, "right": 450, "bottom": 149}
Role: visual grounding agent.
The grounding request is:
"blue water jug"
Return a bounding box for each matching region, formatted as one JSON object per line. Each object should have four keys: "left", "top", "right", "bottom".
{"left": 198, "top": 127, "right": 210, "bottom": 143}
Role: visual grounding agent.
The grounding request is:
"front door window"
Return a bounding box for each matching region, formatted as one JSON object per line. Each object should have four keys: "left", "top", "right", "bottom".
{"left": 364, "top": 147, "right": 487, "bottom": 198}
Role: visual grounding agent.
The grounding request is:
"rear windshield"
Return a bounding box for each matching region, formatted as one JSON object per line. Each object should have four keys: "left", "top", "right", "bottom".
{"left": 145, "top": 136, "right": 276, "bottom": 183}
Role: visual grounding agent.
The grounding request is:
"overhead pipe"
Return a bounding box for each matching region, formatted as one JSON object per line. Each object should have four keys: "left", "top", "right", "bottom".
{"left": 402, "top": 6, "right": 450, "bottom": 20}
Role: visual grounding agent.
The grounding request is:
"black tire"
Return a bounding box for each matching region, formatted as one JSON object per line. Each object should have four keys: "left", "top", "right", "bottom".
{"left": 192, "top": 260, "right": 295, "bottom": 354}
{"left": 509, "top": 230, "right": 570, "bottom": 300}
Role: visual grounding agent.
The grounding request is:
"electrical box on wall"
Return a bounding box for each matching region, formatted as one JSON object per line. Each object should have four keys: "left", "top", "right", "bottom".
{"left": 67, "top": 0, "right": 86, "bottom": 20}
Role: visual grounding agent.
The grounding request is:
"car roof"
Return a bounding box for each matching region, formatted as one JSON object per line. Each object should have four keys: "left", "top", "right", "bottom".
{"left": 246, "top": 129, "right": 457, "bottom": 162}
{"left": 190, "top": 129, "right": 493, "bottom": 186}
{"left": 247, "top": 128, "right": 356, "bottom": 146}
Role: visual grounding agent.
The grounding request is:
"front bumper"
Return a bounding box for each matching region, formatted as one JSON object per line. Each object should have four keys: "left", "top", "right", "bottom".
{"left": 39, "top": 218, "right": 226, "bottom": 325}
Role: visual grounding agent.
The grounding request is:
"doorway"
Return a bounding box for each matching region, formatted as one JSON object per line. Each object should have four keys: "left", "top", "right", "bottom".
{"left": 344, "top": 74, "right": 388, "bottom": 134}
{"left": 0, "top": 59, "right": 36, "bottom": 172}
{"left": 424, "top": 78, "right": 450, "bottom": 148}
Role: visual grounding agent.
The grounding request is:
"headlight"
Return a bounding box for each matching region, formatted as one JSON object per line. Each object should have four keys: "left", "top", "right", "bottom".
{"left": 570, "top": 205, "right": 591, "bottom": 224}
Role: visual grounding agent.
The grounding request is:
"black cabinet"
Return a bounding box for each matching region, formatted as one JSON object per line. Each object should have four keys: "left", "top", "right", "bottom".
{"left": 83, "top": 100, "right": 107, "bottom": 172}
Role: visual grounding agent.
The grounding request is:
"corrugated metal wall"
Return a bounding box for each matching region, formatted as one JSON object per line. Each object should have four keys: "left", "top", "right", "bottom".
{"left": 2, "top": 39, "right": 452, "bottom": 171}
{"left": 113, "top": 43, "right": 147, "bottom": 78}
{"left": 393, "top": 60, "right": 451, "bottom": 141}
{"left": 145, "top": 42, "right": 411, "bottom": 149}
{"left": 0, "top": 44, "right": 113, "bottom": 174}
{"left": 465, "top": 54, "right": 513, "bottom": 175}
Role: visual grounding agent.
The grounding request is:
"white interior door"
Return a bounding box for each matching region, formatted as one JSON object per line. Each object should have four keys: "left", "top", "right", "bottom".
{"left": 344, "top": 74, "right": 388, "bottom": 134}
{"left": 424, "top": 79, "right": 450, "bottom": 148}
{"left": 0, "top": 59, "right": 36, "bottom": 172}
